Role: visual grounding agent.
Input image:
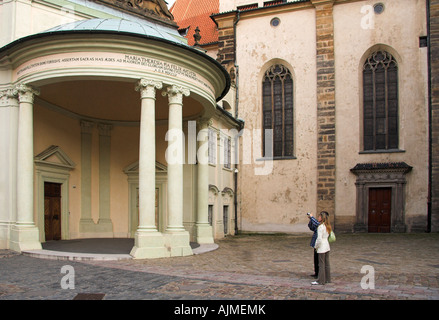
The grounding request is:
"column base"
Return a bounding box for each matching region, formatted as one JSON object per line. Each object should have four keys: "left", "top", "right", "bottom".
{"left": 130, "top": 230, "right": 170, "bottom": 259}
{"left": 96, "top": 218, "right": 114, "bottom": 237}
{"left": 79, "top": 218, "right": 96, "bottom": 233}
{"left": 79, "top": 218, "right": 114, "bottom": 237}
{"left": 0, "top": 222, "right": 12, "bottom": 249}
{"left": 195, "top": 224, "right": 214, "bottom": 244}
{"left": 164, "top": 231, "right": 193, "bottom": 257}
{"left": 392, "top": 223, "right": 407, "bottom": 233}
{"left": 354, "top": 223, "right": 367, "bottom": 233}
{"left": 9, "top": 224, "right": 42, "bottom": 252}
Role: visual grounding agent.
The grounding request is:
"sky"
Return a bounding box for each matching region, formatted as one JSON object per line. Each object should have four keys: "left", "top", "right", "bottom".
{"left": 166, "top": 0, "right": 176, "bottom": 8}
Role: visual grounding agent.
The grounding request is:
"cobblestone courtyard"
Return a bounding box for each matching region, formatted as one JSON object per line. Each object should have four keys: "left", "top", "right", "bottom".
{"left": 1, "top": 233, "right": 439, "bottom": 301}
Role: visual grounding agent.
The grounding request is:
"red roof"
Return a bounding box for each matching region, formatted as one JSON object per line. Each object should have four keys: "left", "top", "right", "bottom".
{"left": 170, "top": 0, "right": 219, "bottom": 46}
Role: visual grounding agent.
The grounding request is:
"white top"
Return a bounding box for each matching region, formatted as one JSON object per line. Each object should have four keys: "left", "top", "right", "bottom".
{"left": 315, "top": 224, "right": 330, "bottom": 253}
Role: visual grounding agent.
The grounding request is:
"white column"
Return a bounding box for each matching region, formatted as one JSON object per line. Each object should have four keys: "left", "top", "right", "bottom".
{"left": 10, "top": 83, "right": 42, "bottom": 252}
{"left": 162, "top": 85, "right": 192, "bottom": 256}
{"left": 0, "top": 89, "right": 19, "bottom": 249}
{"left": 130, "top": 79, "right": 168, "bottom": 259}
{"left": 196, "top": 119, "right": 214, "bottom": 243}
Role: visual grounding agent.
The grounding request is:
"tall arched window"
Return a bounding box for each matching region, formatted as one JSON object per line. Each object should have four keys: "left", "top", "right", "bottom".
{"left": 262, "top": 64, "right": 294, "bottom": 157}
{"left": 363, "top": 51, "right": 399, "bottom": 151}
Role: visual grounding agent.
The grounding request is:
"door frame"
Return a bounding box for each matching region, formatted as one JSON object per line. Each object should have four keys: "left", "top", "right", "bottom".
{"left": 36, "top": 173, "right": 71, "bottom": 242}
{"left": 351, "top": 162, "right": 412, "bottom": 233}
{"left": 35, "top": 146, "right": 75, "bottom": 242}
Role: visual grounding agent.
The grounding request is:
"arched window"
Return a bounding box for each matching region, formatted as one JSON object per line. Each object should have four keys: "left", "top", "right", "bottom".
{"left": 363, "top": 51, "right": 399, "bottom": 151}
{"left": 262, "top": 64, "right": 294, "bottom": 157}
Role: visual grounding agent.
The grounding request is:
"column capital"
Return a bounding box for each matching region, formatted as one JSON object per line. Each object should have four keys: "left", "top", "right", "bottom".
{"left": 98, "top": 123, "right": 113, "bottom": 136}
{"left": 197, "top": 117, "right": 213, "bottom": 130}
{"left": 0, "top": 87, "right": 17, "bottom": 98}
{"left": 80, "top": 120, "right": 95, "bottom": 134}
{"left": 162, "top": 85, "right": 190, "bottom": 105}
{"left": 14, "top": 83, "right": 40, "bottom": 104}
{"left": 135, "top": 79, "right": 163, "bottom": 99}
{"left": 0, "top": 88, "right": 19, "bottom": 107}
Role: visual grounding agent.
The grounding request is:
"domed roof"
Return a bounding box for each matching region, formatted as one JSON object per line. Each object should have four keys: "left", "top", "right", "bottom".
{"left": 42, "top": 18, "right": 187, "bottom": 46}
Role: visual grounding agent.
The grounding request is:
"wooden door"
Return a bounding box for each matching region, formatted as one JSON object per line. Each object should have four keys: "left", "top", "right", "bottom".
{"left": 44, "top": 182, "right": 62, "bottom": 240}
{"left": 368, "top": 187, "right": 391, "bottom": 233}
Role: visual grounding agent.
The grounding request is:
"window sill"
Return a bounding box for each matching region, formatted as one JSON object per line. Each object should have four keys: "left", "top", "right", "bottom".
{"left": 256, "top": 156, "right": 297, "bottom": 161}
{"left": 359, "top": 149, "right": 405, "bottom": 154}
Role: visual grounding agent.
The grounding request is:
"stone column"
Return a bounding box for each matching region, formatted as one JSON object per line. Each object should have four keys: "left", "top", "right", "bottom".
{"left": 195, "top": 119, "right": 214, "bottom": 243}
{"left": 130, "top": 79, "right": 168, "bottom": 259}
{"left": 97, "top": 123, "right": 113, "bottom": 234}
{"left": 0, "top": 89, "right": 19, "bottom": 249}
{"left": 162, "top": 85, "right": 192, "bottom": 256}
{"left": 10, "top": 83, "right": 42, "bottom": 252}
{"left": 79, "top": 120, "right": 95, "bottom": 233}
{"left": 353, "top": 181, "right": 367, "bottom": 232}
{"left": 393, "top": 182, "right": 407, "bottom": 232}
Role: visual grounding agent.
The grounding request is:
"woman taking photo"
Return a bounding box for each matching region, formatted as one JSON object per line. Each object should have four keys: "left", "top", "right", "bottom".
{"left": 312, "top": 211, "right": 331, "bottom": 285}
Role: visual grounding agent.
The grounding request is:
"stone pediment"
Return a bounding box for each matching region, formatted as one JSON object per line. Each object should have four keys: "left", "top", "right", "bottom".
{"left": 34, "top": 145, "right": 76, "bottom": 170}
{"left": 350, "top": 162, "right": 412, "bottom": 184}
{"left": 124, "top": 161, "right": 167, "bottom": 175}
{"left": 94, "top": 0, "right": 175, "bottom": 24}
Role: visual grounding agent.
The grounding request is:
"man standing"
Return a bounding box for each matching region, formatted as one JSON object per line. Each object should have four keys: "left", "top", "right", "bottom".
{"left": 308, "top": 212, "right": 320, "bottom": 278}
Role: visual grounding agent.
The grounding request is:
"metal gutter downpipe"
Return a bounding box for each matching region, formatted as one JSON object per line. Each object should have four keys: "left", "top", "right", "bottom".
{"left": 234, "top": 10, "right": 240, "bottom": 235}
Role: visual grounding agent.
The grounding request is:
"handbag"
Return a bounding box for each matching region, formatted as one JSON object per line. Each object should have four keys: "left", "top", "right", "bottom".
{"left": 328, "top": 230, "right": 336, "bottom": 243}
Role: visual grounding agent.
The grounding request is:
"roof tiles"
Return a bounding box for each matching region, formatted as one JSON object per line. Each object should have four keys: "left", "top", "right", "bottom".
{"left": 170, "top": 0, "right": 219, "bottom": 46}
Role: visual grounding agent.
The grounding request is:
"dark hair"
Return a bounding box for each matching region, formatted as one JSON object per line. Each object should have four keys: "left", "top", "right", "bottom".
{"left": 320, "top": 211, "right": 329, "bottom": 217}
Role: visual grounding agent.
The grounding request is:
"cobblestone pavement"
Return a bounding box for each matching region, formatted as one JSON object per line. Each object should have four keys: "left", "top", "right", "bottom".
{"left": 1, "top": 233, "right": 439, "bottom": 301}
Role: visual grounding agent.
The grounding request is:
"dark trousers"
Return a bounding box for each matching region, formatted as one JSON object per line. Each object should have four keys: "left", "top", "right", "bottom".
{"left": 317, "top": 251, "right": 331, "bottom": 284}
{"left": 314, "top": 249, "right": 319, "bottom": 276}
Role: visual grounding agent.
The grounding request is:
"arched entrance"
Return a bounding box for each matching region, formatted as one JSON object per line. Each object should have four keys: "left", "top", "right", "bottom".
{"left": 0, "top": 18, "right": 230, "bottom": 258}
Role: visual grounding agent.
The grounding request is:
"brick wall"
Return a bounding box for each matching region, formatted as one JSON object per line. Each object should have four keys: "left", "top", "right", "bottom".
{"left": 214, "top": 12, "right": 237, "bottom": 71}
{"left": 430, "top": 0, "right": 439, "bottom": 232}
{"left": 217, "top": 26, "right": 235, "bottom": 68}
{"left": 312, "top": 0, "right": 336, "bottom": 219}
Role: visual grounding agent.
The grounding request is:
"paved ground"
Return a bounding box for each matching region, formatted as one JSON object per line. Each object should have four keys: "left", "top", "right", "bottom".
{"left": 1, "top": 233, "right": 439, "bottom": 303}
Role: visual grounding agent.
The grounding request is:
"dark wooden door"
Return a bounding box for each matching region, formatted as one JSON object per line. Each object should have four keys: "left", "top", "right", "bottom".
{"left": 44, "top": 182, "right": 61, "bottom": 241}
{"left": 368, "top": 187, "right": 391, "bottom": 233}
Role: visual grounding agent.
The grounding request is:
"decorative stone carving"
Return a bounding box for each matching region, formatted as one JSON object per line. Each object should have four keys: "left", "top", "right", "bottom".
{"left": 94, "top": 0, "right": 174, "bottom": 21}
{"left": 162, "top": 85, "right": 190, "bottom": 105}
{"left": 0, "top": 88, "right": 19, "bottom": 107}
{"left": 193, "top": 26, "right": 201, "bottom": 45}
{"left": 14, "top": 83, "right": 40, "bottom": 104}
{"left": 135, "top": 79, "right": 163, "bottom": 99}
{"left": 350, "top": 162, "right": 412, "bottom": 233}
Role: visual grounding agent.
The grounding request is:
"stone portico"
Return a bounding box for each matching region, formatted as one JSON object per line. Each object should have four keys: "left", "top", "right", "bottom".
{"left": 0, "top": 16, "right": 233, "bottom": 258}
